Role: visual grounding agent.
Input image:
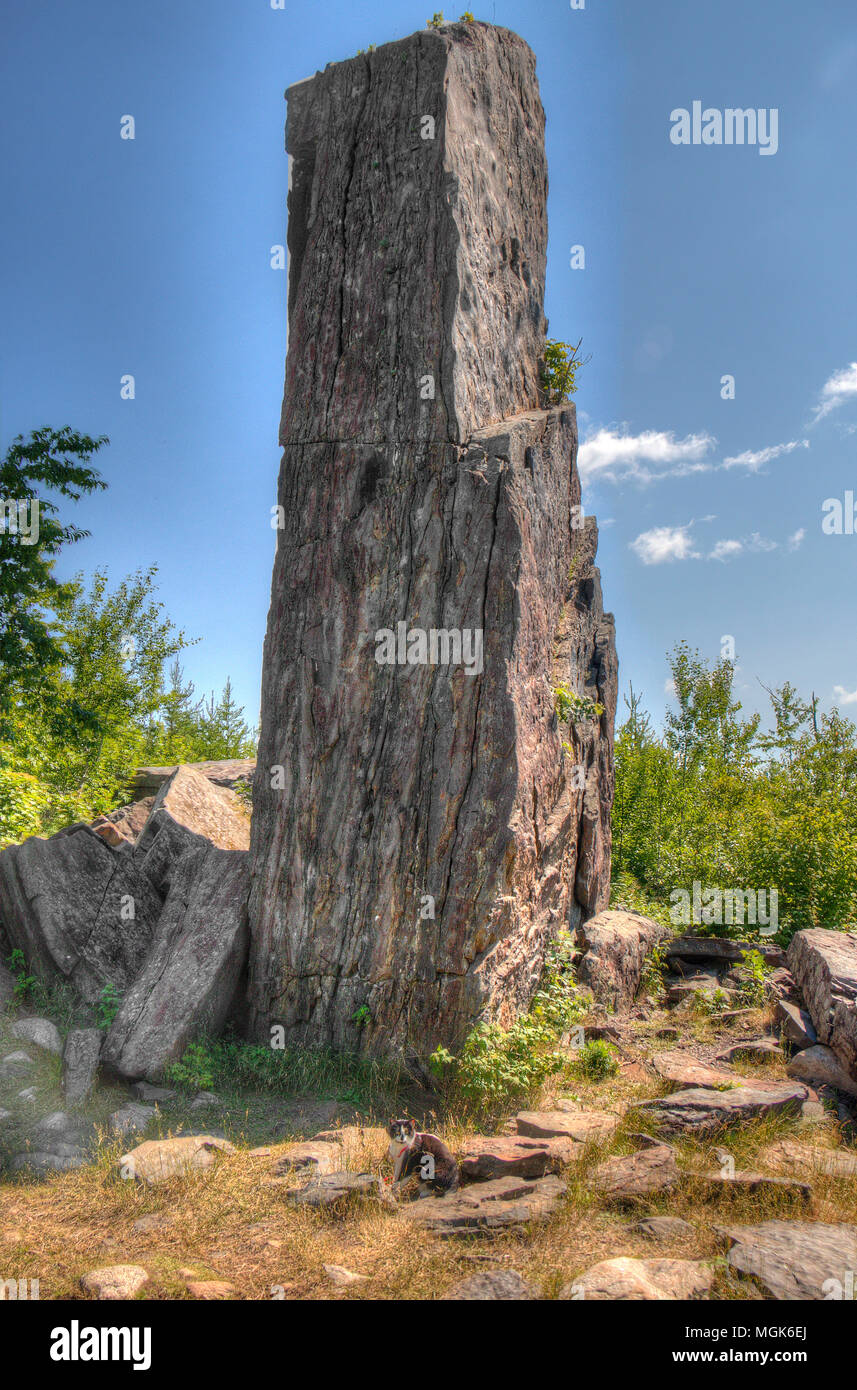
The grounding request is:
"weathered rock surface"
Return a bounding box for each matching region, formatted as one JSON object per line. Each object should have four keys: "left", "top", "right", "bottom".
{"left": 667, "top": 937, "right": 784, "bottom": 967}
{"left": 135, "top": 764, "right": 250, "bottom": 893}
{"left": 0, "top": 827, "right": 162, "bottom": 1003}
{"left": 10, "top": 1016, "right": 61, "bottom": 1055}
{"left": 131, "top": 759, "right": 255, "bottom": 799}
{"left": 575, "top": 909, "right": 669, "bottom": 1011}
{"left": 630, "top": 1216, "right": 695, "bottom": 1242}
{"left": 593, "top": 1145, "right": 679, "bottom": 1200}
{"left": 0, "top": 961, "right": 16, "bottom": 1009}
{"left": 718, "top": 1220, "right": 857, "bottom": 1300}
{"left": 635, "top": 1080, "right": 810, "bottom": 1136}
{"left": 91, "top": 798, "right": 154, "bottom": 847}
{"left": 714, "top": 1038, "right": 782, "bottom": 1063}
{"left": 560, "top": 1257, "right": 713, "bottom": 1301}
{"left": 516, "top": 1109, "right": 618, "bottom": 1143}
{"left": 118, "top": 1135, "right": 235, "bottom": 1184}
{"left": 102, "top": 843, "right": 249, "bottom": 1080}
{"left": 695, "top": 1170, "right": 812, "bottom": 1205}
{"left": 80, "top": 1265, "right": 150, "bottom": 1300}
{"left": 775, "top": 997, "right": 817, "bottom": 1049}
{"left": 0, "top": 1051, "right": 35, "bottom": 1078}
{"left": 460, "top": 1134, "right": 578, "bottom": 1180}
{"left": 786, "top": 1043, "right": 857, "bottom": 1097}
{"left": 761, "top": 1139, "right": 857, "bottom": 1179}
{"left": 62, "top": 1028, "right": 102, "bottom": 1106}
{"left": 247, "top": 22, "right": 616, "bottom": 1054}
{"left": 287, "top": 1172, "right": 380, "bottom": 1209}
{"left": 109, "top": 1103, "right": 157, "bottom": 1138}
{"left": 272, "top": 1141, "right": 343, "bottom": 1176}
{"left": 400, "top": 1173, "right": 565, "bottom": 1234}
{"left": 787, "top": 928, "right": 857, "bottom": 1079}
{"left": 652, "top": 1051, "right": 740, "bottom": 1089}
{"left": 444, "top": 1270, "right": 539, "bottom": 1300}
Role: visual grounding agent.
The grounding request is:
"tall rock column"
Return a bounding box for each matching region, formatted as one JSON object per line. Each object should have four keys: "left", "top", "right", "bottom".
{"left": 248, "top": 21, "right": 617, "bottom": 1053}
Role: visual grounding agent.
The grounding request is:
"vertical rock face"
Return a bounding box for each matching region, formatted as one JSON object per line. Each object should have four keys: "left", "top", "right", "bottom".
{"left": 248, "top": 21, "right": 617, "bottom": 1052}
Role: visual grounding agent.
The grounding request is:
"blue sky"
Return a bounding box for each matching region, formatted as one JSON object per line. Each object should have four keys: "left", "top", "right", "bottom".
{"left": 2, "top": 0, "right": 855, "bottom": 732}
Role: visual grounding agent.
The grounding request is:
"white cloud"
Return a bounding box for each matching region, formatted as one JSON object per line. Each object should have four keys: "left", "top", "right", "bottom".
{"left": 578, "top": 427, "right": 716, "bottom": 485}
{"left": 722, "top": 439, "right": 809, "bottom": 472}
{"left": 629, "top": 524, "right": 699, "bottom": 565}
{"left": 834, "top": 684, "right": 857, "bottom": 706}
{"left": 787, "top": 528, "right": 806, "bottom": 551}
{"left": 710, "top": 538, "right": 744, "bottom": 562}
{"left": 812, "top": 363, "right": 857, "bottom": 422}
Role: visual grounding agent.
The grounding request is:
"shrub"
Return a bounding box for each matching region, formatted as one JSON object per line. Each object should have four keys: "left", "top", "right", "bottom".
{"left": 540, "top": 338, "right": 589, "bottom": 404}
{"left": 573, "top": 1038, "right": 619, "bottom": 1080}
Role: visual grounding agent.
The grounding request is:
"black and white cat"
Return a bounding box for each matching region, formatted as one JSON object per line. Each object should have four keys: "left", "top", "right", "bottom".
{"left": 387, "top": 1118, "right": 460, "bottom": 1196}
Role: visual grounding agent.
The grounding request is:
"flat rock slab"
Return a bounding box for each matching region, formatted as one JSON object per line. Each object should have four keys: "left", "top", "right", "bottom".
{"left": 593, "top": 1145, "right": 679, "bottom": 1201}
{"left": 668, "top": 937, "right": 784, "bottom": 966}
{"left": 444, "top": 1270, "right": 539, "bottom": 1300}
{"left": 11, "top": 1017, "right": 62, "bottom": 1055}
{"left": 134, "top": 762, "right": 251, "bottom": 866}
{"left": 287, "top": 1172, "right": 379, "bottom": 1209}
{"left": 630, "top": 1216, "right": 695, "bottom": 1241}
{"left": 516, "top": 1110, "right": 619, "bottom": 1143}
{"left": 718, "top": 1220, "right": 857, "bottom": 1300}
{"left": 576, "top": 909, "right": 671, "bottom": 1012}
{"left": 460, "top": 1134, "right": 580, "bottom": 1180}
{"left": 119, "top": 1135, "right": 235, "bottom": 1184}
{"left": 400, "top": 1174, "right": 566, "bottom": 1236}
{"left": 695, "top": 1171, "right": 812, "bottom": 1205}
{"left": 775, "top": 998, "right": 817, "bottom": 1049}
{"left": 634, "top": 1081, "right": 810, "bottom": 1136}
{"left": 787, "top": 1044, "right": 857, "bottom": 1098}
{"left": 715, "top": 1039, "right": 783, "bottom": 1063}
{"left": 652, "top": 1051, "right": 741, "bottom": 1089}
{"left": 761, "top": 1139, "right": 857, "bottom": 1179}
{"left": 561, "top": 1257, "right": 714, "bottom": 1301}
{"left": 80, "top": 1265, "right": 150, "bottom": 1300}
{"left": 272, "top": 1141, "right": 343, "bottom": 1176}
{"left": 186, "top": 1280, "right": 237, "bottom": 1300}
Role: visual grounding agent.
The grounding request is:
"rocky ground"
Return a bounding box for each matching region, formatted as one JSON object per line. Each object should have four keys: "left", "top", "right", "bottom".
{"left": 2, "top": 921, "right": 857, "bottom": 1301}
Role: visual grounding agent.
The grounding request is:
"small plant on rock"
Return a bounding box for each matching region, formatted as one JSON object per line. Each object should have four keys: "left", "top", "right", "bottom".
{"left": 574, "top": 1037, "right": 620, "bottom": 1081}
{"left": 554, "top": 682, "right": 604, "bottom": 725}
{"left": 427, "top": 11, "right": 445, "bottom": 27}
{"left": 540, "top": 338, "right": 590, "bottom": 405}
{"left": 95, "top": 982, "right": 122, "bottom": 1030}
{"left": 735, "top": 948, "right": 771, "bottom": 1007}
{"left": 6, "top": 947, "right": 37, "bottom": 1001}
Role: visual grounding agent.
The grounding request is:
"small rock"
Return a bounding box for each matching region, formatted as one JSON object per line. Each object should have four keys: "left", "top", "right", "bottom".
{"left": 715, "top": 1039, "right": 782, "bottom": 1063}
{"left": 323, "top": 1264, "right": 368, "bottom": 1287}
{"left": 400, "top": 1175, "right": 566, "bottom": 1236}
{"left": 11, "top": 1018, "right": 62, "bottom": 1056}
{"left": 248, "top": 1146, "right": 272, "bottom": 1157}
{"left": 761, "top": 1139, "right": 857, "bottom": 1179}
{"left": 787, "top": 1044, "right": 857, "bottom": 1098}
{"left": 560, "top": 1257, "right": 714, "bottom": 1301}
{"left": 1, "top": 1051, "right": 35, "bottom": 1079}
{"left": 0, "top": 1108, "right": 11, "bottom": 1122}
{"left": 695, "top": 1170, "right": 812, "bottom": 1205}
{"left": 629, "top": 1216, "right": 695, "bottom": 1241}
{"left": 132, "top": 1081, "right": 177, "bottom": 1103}
{"left": 652, "top": 1051, "right": 740, "bottom": 1089}
{"left": 109, "top": 1103, "right": 157, "bottom": 1138}
{"left": 593, "top": 1145, "right": 679, "bottom": 1201}
{"left": 775, "top": 999, "right": 817, "bottom": 1049}
{"left": 16, "top": 1087, "right": 37, "bottom": 1102}
{"left": 515, "top": 1110, "right": 618, "bottom": 1143}
{"left": 287, "top": 1171, "right": 379, "bottom": 1209}
{"left": 119, "top": 1134, "right": 235, "bottom": 1184}
{"left": 189, "top": 1091, "right": 219, "bottom": 1111}
{"left": 185, "top": 1280, "right": 236, "bottom": 1300}
{"left": 460, "top": 1134, "right": 579, "bottom": 1180}
{"left": 62, "top": 1028, "right": 102, "bottom": 1106}
{"left": 444, "top": 1270, "right": 538, "bottom": 1300}
{"left": 80, "top": 1264, "right": 150, "bottom": 1300}
{"left": 718, "top": 1220, "right": 857, "bottom": 1300}
{"left": 272, "top": 1141, "right": 343, "bottom": 1176}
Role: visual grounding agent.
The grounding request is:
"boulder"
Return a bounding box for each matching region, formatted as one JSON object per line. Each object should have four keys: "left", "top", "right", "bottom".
{"left": 400, "top": 1174, "right": 566, "bottom": 1235}
{"left": 460, "top": 1134, "right": 579, "bottom": 1180}
{"left": 272, "top": 1141, "right": 343, "bottom": 1176}
{"left": 118, "top": 1135, "right": 234, "bottom": 1184}
{"left": 62, "top": 1028, "right": 102, "bottom": 1105}
{"left": 629, "top": 1216, "right": 695, "bottom": 1242}
{"left": 787, "top": 929, "right": 857, "bottom": 1078}
{"left": 714, "top": 1038, "right": 782, "bottom": 1063}
{"left": 516, "top": 1110, "right": 619, "bottom": 1143}
{"left": 0, "top": 826, "right": 162, "bottom": 1004}
{"left": 109, "top": 1103, "right": 157, "bottom": 1138}
{"left": 0, "top": 1051, "right": 35, "bottom": 1079}
{"left": 592, "top": 1145, "right": 679, "bottom": 1201}
{"left": 786, "top": 1043, "right": 857, "bottom": 1097}
{"left": 12, "top": 1150, "right": 86, "bottom": 1174}
{"left": 718, "top": 1220, "right": 857, "bottom": 1300}
{"left": 652, "top": 1051, "right": 740, "bottom": 1089}
{"left": 444, "top": 1270, "right": 539, "bottom": 1300}
{"left": 102, "top": 843, "right": 249, "bottom": 1080}
{"left": 560, "top": 1257, "right": 714, "bottom": 1301}
{"left": 634, "top": 1080, "right": 810, "bottom": 1136}
{"left": 11, "top": 1016, "right": 62, "bottom": 1056}
{"left": 667, "top": 937, "right": 784, "bottom": 967}
{"left": 131, "top": 760, "right": 255, "bottom": 799}
{"left": 575, "top": 909, "right": 670, "bottom": 1011}
{"left": 287, "top": 1172, "right": 380, "bottom": 1209}
{"left": 134, "top": 764, "right": 250, "bottom": 895}
{"left": 90, "top": 798, "right": 154, "bottom": 848}
{"left": 80, "top": 1265, "right": 150, "bottom": 1300}
{"left": 775, "top": 998, "right": 817, "bottom": 1050}
{"left": 132, "top": 1081, "right": 176, "bottom": 1103}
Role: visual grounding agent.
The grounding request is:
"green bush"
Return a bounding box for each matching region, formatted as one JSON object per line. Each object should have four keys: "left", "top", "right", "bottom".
{"left": 540, "top": 339, "right": 589, "bottom": 405}
{"left": 573, "top": 1038, "right": 619, "bottom": 1081}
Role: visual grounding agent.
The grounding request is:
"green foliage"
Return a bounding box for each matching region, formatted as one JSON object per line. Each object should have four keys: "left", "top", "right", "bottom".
{"left": 164, "top": 1037, "right": 402, "bottom": 1108}
{"left": 735, "top": 949, "right": 771, "bottom": 1008}
{"left": 427, "top": 11, "right": 444, "bottom": 27}
{"left": 639, "top": 934, "right": 670, "bottom": 1005}
{"left": 95, "top": 982, "right": 122, "bottom": 1030}
{"left": 612, "top": 649, "right": 857, "bottom": 945}
{"left": 429, "top": 932, "right": 585, "bottom": 1110}
{"left": 554, "top": 682, "right": 604, "bottom": 726}
{"left": 164, "top": 1042, "right": 216, "bottom": 1092}
{"left": 0, "top": 427, "right": 107, "bottom": 734}
{"left": 459, "top": 10, "right": 476, "bottom": 19}
{"left": 350, "top": 1005, "right": 372, "bottom": 1029}
{"left": 6, "top": 948, "right": 38, "bottom": 1001}
{"left": 573, "top": 1038, "right": 619, "bottom": 1080}
{"left": 540, "top": 338, "right": 589, "bottom": 405}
